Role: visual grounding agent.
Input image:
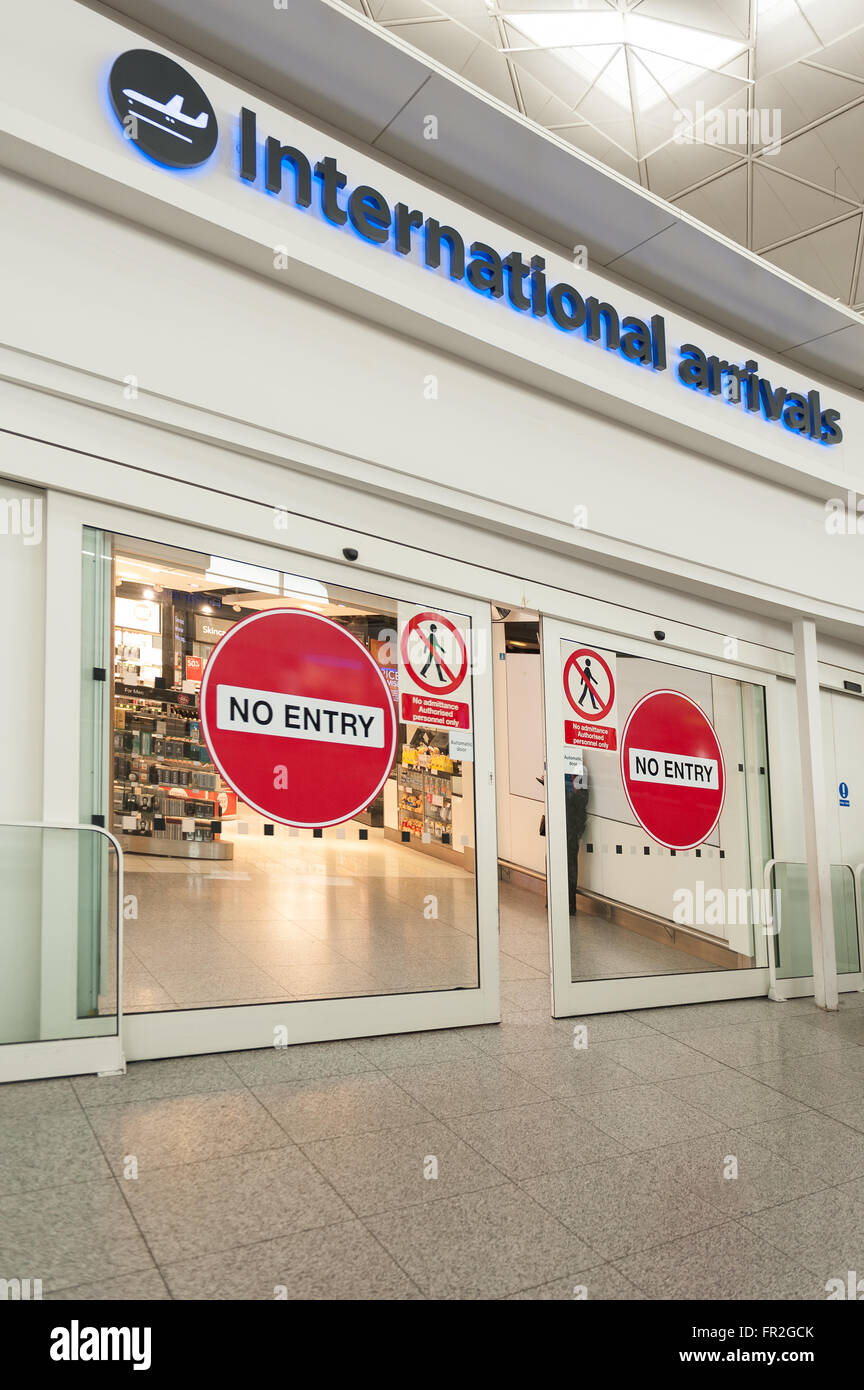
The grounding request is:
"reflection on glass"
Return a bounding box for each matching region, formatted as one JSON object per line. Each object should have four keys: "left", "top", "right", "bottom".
{"left": 772, "top": 862, "right": 860, "bottom": 979}
{"left": 0, "top": 826, "right": 119, "bottom": 1044}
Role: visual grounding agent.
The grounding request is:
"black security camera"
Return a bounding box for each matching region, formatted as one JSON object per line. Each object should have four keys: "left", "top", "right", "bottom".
{"left": 342, "top": 547, "right": 359, "bottom": 562}
{"left": 653, "top": 629, "right": 665, "bottom": 641}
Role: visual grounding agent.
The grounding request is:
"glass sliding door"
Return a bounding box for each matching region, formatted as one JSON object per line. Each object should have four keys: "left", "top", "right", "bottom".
{"left": 542, "top": 618, "right": 774, "bottom": 1014}
{"left": 73, "top": 517, "right": 498, "bottom": 1060}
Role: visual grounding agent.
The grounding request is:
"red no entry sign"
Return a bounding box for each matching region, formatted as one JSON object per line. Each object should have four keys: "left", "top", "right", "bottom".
{"left": 620, "top": 690, "right": 725, "bottom": 850}
{"left": 200, "top": 609, "right": 397, "bottom": 828}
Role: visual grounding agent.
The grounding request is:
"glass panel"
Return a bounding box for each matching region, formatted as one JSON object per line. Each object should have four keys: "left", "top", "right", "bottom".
{"left": 0, "top": 826, "right": 119, "bottom": 1044}
{"left": 91, "top": 531, "right": 479, "bottom": 1012}
{"left": 772, "top": 862, "right": 860, "bottom": 979}
{"left": 559, "top": 640, "right": 773, "bottom": 983}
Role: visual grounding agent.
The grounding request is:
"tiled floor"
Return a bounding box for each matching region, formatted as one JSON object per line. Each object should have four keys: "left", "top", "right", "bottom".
{"left": 7, "top": 885, "right": 864, "bottom": 1299}
{"left": 113, "top": 819, "right": 722, "bottom": 1013}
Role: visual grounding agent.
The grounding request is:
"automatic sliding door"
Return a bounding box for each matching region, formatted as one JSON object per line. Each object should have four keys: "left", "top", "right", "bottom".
{"left": 542, "top": 619, "right": 773, "bottom": 1015}
{"left": 75, "top": 520, "right": 499, "bottom": 1059}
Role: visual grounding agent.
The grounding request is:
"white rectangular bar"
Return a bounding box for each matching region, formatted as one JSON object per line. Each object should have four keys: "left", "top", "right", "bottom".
{"left": 215, "top": 682, "right": 385, "bottom": 747}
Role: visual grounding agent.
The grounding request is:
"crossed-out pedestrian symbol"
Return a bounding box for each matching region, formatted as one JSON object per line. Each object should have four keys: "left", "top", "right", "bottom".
{"left": 563, "top": 648, "right": 615, "bottom": 723}
{"left": 420, "top": 623, "right": 446, "bottom": 682}
{"left": 577, "top": 657, "right": 600, "bottom": 710}
{"left": 401, "top": 611, "right": 468, "bottom": 697}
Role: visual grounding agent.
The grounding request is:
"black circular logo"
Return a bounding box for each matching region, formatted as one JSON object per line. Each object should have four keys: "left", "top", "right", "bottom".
{"left": 109, "top": 49, "right": 217, "bottom": 170}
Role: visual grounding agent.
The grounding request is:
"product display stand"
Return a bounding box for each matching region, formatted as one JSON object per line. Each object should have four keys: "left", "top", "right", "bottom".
{"left": 113, "top": 687, "right": 234, "bottom": 860}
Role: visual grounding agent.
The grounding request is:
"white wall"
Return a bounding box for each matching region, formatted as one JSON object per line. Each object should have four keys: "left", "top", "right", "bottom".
{"left": 0, "top": 170, "right": 859, "bottom": 625}
{"left": 2, "top": 0, "right": 861, "bottom": 507}
{"left": 0, "top": 0, "right": 861, "bottom": 640}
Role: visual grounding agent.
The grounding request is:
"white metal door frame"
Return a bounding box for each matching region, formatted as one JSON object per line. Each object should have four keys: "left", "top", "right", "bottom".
{"left": 42, "top": 490, "right": 500, "bottom": 1062}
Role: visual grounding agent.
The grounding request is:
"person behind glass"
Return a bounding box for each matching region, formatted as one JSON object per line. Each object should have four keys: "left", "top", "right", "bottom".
{"left": 538, "top": 767, "right": 589, "bottom": 914}
{"left": 564, "top": 766, "right": 589, "bottom": 916}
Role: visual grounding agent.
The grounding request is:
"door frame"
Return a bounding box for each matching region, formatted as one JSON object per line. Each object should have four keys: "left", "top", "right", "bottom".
{"left": 541, "top": 614, "right": 777, "bottom": 1016}
{"left": 42, "top": 490, "right": 500, "bottom": 1062}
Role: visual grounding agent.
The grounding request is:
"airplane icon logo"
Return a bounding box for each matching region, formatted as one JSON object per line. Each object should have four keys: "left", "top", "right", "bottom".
{"left": 122, "top": 90, "right": 210, "bottom": 143}
{"left": 109, "top": 50, "right": 218, "bottom": 170}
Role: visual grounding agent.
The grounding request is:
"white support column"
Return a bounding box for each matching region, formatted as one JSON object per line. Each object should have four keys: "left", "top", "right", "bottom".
{"left": 793, "top": 618, "right": 838, "bottom": 1010}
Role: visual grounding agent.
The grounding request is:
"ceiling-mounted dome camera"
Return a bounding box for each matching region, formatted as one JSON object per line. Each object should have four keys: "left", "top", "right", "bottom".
{"left": 342, "top": 547, "right": 359, "bottom": 562}
{"left": 654, "top": 629, "right": 666, "bottom": 641}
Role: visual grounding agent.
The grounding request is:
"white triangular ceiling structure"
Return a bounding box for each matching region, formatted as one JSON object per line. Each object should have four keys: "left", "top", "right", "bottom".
{"left": 352, "top": 0, "right": 864, "bottom": 309}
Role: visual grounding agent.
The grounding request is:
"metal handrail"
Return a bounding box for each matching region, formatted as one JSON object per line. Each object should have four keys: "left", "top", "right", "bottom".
{"left": 0, "top": 820, "right": 124, "bottom": 1030}
{"left": 764, "top": 857, "right": 861, "bottom": 999}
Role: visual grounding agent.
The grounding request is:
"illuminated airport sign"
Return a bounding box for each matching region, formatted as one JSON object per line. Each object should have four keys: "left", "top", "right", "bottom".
{"left": 108, "top": 50, "right": 843, "bottom": 446}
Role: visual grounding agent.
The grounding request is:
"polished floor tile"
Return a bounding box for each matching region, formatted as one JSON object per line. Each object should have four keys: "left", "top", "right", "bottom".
{"left": 498, "top": 1045, "right": 643, "bottom": 1099}
{"left": 72, "top": 1054, "right": 241, "bottom": 1109}
{"left": 44, "top": 1269, "right": 172, "bottom": 1300}
{"left": 223, "top": 1041, "right": 369, "bottom": 1086}
{"left": 647, "top": 1129, "right": 826, "bottom": 1216}
{"left": 598, "top": 1034, "right": 725, "bottom": 1082}
{"left": 121, "top": 1147, "right": 351, "bottom": 1263}
{"left": 302, "top": 1120, "right": 505, "bottom": 1215}
{"left": 738, "top": 1052, "right": 864, "bottom": 1110}
{"left": 616, "top": 1222, "right": 825, "bottom": 1300}
{"left": 448, "top": 1099, "right": 625, "bottom": 1180}
{"left": 349, "top": 1028, "right": 483, "bottom": 1071}
{"left": 740, "top": 1176, "right": 864, "bottom": 1280}
{"left": 365, "top": 1184, "right": 599, "bottom": 1299}
{"left": 0, "top": 1077, "right": 79, "bottom": 1119}
{"left": 383, "top": 1058, "right": 545, "bottom": 1118}
{"left": 659, "top": 1068, "right": 809, "bottom": 1126}
{"left": 567, "top": 1083, "right": 726, "bottom": 1150}
{"left": 736, "top": 1111, "right": 864, "bottom": 1184}
{"left": 162, "top": 1220, "right": 423, "bottom": 1300}
{"left": 0, "top": 1180, "right": 155, "bottom": 1293}
{"left": 253, "top": 1071, "right": 433, "bottom": 1144}
{"left": 6, "top": 875, "right": 864, "bottom": 1302}
{"left": 522, "top": 1153, "right": 726, "bottom": 1261}
{"left": 0, "top": 1113, "right": 111, "bottom": 1195}
{"left": 87, "top": 1090, "right": 289, "bottom": 1174}
{"left": 507, "top": 1263, "right": 646, "bottom": 1300}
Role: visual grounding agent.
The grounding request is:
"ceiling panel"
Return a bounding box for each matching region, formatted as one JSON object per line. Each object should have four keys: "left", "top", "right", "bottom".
{"left": 347, "top": 0, "right": 864, "bottom": 326}
{"left": 762, "top": 214, "right": 861, "bottom": 301}
{"left": 609, "top": 217, "right": 848, "bottom": 352}
{"left": 645, "top": 140, "right": 744, "bottom": 201}
{"left": 97, "top": 0, "right": 864, "bottom": 387}
{"left": 754, "top": 165, "right": 857, "bottom": 248}
{"left": 675, "top": 164, "right": 749, "bottom": 244}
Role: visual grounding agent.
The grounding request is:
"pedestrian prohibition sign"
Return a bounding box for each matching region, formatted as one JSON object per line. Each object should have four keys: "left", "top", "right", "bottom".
{"left": 398, "top": 608, "right": 471, "bottom": 730}
{"left": 200, "top": 609, "right": 397, "bottom": 828}
{"left": 620, "top": 689, "right": 725, "bottom": 851}
{"left": 401, "top": 612, "right": 468, "bottom": 696}
{"left": 563, "top": 646, "right": 617, "bottom": 751}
